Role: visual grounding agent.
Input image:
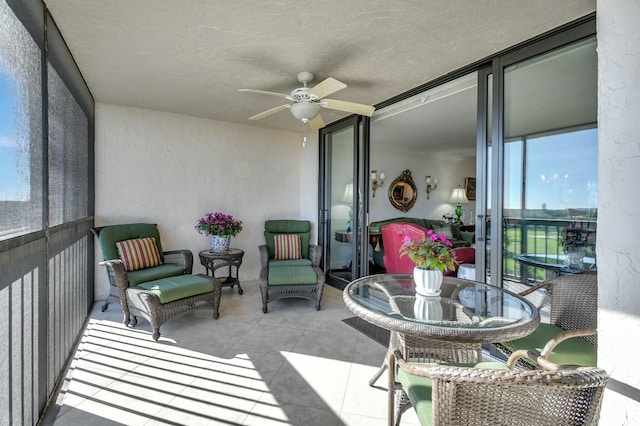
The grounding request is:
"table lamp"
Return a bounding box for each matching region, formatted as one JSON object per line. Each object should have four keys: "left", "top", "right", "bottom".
{"left": 342, "top": 183, "right": 354, "bottom": 231}
{"left": 449, "top": 186, "right": 469, "bottom": 223}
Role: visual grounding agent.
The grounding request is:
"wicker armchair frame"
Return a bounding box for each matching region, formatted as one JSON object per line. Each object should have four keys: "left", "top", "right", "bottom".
{"left": 391, "top": 346, "right": 609, "bottom": 426}
{"left": 93, "top": 225, "right": 222, "bottom": 340}
{"left": 493, "top": 273, "right": 597, "bottom": 369}
{"left": 100, "top": 249, "right": 193, "bottom": 312}
{"left": 100, "top": 258, "right": 221, "bottom": 340}
{"left": 258, "top": 244, "right": 325, "bottom": 313}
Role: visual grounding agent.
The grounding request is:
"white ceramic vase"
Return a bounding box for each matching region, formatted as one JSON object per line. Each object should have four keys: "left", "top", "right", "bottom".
{"left": 211, "top": 235, "right": 231, "bottom": 251}
{"left": 413, "top": 294, "right": 443, "bottom": 321}
{"left": 413, "top": 267, "right": 444, "bottom": 296}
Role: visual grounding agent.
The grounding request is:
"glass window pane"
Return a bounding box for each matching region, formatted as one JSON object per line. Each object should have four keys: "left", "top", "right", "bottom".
{"left": 0, "top": 1, "right": 43, "bottom": 240}
{"left": 502, "top": 37, "right": 597, "bottom": 284}
{"left": 328, "top": 126, "right": 355, "bottom": 285}
{"left": 525, "top": 128, "right": 598, "bottom": 214}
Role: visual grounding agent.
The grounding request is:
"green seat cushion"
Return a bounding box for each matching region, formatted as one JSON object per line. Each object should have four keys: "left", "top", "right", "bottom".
{"left": 398, "top": 361, "right": 508, "bottom": 426}
{"left": 127, "top": 264, "right": 186, "bottom": 286}
{"left": 268, "top": 259, "right": 312, "bottom": 268}
{"left": 501, "top": 323, "right": 597, "bottom": 367}
{"left": 135, "top": 274, "right": 215, "bottom": 304}
{"left": 268, "top": 265, "right": 318, "bottom": 285}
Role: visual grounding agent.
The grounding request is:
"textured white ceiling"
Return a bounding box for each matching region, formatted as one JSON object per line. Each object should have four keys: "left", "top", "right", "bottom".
{"left": 44, "top": 0, "right": 595, "bottom": 134}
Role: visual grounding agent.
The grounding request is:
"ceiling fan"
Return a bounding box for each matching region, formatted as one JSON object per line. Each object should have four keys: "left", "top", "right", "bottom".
{"left": 238, "top": 71, "right": 375, "bottom": 129}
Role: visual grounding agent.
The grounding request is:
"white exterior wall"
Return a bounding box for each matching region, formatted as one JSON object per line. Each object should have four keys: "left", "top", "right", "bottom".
{"left": 598, "top": 0, "right": 640, "bottom": 422}
{"left": 94, "top": 103, "right": 318, "bottom": 300}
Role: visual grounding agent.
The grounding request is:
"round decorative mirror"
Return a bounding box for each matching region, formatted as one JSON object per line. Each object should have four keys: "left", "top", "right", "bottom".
{"left": 388, "top": 169, "right": 418, "bottom": 212}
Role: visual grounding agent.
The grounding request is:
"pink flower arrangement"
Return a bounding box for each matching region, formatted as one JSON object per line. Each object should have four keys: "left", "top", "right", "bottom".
{"left": 399, "top": 229, "right": 455, "bottom": 272}
{"left": 195, "top": 212, "right": 243, "bottom": 237}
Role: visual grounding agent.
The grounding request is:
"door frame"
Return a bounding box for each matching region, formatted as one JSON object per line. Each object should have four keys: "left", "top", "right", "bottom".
{"left": 318, "top": 115, "right": 371, "bottom": 288}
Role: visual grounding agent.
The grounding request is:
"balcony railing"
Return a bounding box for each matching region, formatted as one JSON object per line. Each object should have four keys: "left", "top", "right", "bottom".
{"left": 503, "top": 217, "right": 596, "bottom": 284}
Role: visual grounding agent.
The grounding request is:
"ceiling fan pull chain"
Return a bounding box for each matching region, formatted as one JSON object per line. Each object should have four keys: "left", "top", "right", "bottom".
{"left": 302, "top": 122, "right": 307, "bottom": 148}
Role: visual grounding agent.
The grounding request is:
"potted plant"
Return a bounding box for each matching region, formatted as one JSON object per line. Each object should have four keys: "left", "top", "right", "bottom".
{"left": 196, "top": 212, "right": 243, "bottom": 251}
{"left": 400, "top": 230, "right": 455, "bottom": 296}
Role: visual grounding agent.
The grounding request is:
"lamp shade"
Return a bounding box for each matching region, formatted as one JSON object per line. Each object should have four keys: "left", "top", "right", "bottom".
{"left": 450, "top": 187, "right": 469, "bottom": 204}
{"left": 341, "top": 183, "right": 354, "bottom": 203}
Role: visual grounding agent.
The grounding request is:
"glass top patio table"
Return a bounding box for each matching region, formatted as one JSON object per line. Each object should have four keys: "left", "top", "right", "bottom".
{"left": 343, "top": 274, "right": 540, "bottom": 344}
{"left": 516, "top": 253, "right": 597, "bottom": 274}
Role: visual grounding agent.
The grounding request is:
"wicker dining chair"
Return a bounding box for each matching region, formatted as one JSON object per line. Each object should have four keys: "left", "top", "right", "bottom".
{"left": 492, "top": 273, "right": 597, "bottom": 369}
{"left": 369, "top": 283, "right": 482, "bottom": 387}
{"left": 391, "top": 343, "right": 609, "bottom": 426}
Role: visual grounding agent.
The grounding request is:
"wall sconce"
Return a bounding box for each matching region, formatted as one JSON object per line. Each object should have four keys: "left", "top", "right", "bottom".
{"left": 425, "top": 175, "right": 438, "bottom": 199}
{"left": 371, "top": 170, "right": 385, "bottom": 197}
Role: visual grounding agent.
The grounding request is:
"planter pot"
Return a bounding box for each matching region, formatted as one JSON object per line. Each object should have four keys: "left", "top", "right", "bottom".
{"left": 564, "top": 246, "right": 585, "bottom": 269}
{"left": 413, "top": 267, "right": 444, "bottom": 296}
{"left": 413, "top": 294, "right": 443, "bottom": 321}
{"left": 211, "top": 235, "right": 231, "bottom": 251}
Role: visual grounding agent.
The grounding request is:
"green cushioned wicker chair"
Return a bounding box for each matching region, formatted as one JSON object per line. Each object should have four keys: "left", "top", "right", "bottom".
{"left": 492, "top": 273, "right": 597, "bottom": 369}
{"left": 93, "top": 223, "right": 221, "bottom": 340}
{"left": 390, "top": 341, "right": 608, "bottom": 426}
{"left": 258, "top": 220, "right": 325, "bottom": 313}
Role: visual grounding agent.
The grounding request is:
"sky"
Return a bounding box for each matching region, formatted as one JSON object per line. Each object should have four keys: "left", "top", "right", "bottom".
{"left": 506, "top": 128, "right": 598, "bottom": 211}
{"left": 0, "top": 69, "right": 29, "bottom": 201}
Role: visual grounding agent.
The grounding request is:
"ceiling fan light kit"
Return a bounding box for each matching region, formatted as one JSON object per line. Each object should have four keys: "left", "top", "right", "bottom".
{"left": 290, "top": 101, "right": 321, "bottom": 122}
{"left": 239, "top": 71, "right": 375, "bottom": 130}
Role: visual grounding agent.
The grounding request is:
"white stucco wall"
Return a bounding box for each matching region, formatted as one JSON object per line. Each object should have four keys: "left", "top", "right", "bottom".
{"left": 94, "top": 103, "right": 317, "bottom": 300}
{"left": 598, "top": 0, "right": 640, "bottom": 422}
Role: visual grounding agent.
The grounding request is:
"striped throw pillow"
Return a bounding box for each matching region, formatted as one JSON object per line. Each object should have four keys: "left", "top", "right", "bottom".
{"left": 274, "top": 234, "right": 302, "bottom": 260}
{"left": 115, "top": 237, "right": 163, "bottom": 271}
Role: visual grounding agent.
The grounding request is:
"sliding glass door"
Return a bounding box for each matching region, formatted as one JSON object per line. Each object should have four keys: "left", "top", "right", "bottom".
{"left": 317, "top": 18, "right": 596, "bottom": 292}
{"left": 319, "top": 116, "right": 370, "bottom": 288}
{"left": 485, "top": 23, "right": 597, "bottom": 289}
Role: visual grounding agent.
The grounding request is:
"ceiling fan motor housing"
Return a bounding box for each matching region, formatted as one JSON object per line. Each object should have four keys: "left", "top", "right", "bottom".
{"left": 290, "top": 87, "right": 318, "bottom": 102}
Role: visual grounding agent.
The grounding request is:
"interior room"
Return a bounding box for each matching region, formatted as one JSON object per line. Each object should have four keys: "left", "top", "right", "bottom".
{"left": 2, "top": 1, "right": 640, "bottom": 424}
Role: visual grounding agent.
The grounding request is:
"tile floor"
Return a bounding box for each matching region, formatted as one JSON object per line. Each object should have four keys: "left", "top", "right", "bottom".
{"left": 40, "top": 282, "right": 422, "bottom": 425}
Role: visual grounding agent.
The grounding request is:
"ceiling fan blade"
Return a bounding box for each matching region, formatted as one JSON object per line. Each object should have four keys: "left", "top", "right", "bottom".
{"left": 238, "top": 88, "right": 291, "bottom": 99}
{"left": 308, "top": 77, "right": 347, "bottom": 100}
{"left": 309, "top": 114, "right": 325, "bottom": 130}
{"left": 322, "top": 99, "right": 375, "bottom": 117}
{"left": 249, "top": 104, "right": 290, "bottom": 120}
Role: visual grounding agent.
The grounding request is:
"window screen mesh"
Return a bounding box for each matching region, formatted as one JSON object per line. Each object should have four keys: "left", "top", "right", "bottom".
{"left": 0, "top": 1, "right": 43, "bottom": 240}
{"left": 48, "top": 64, "right": 89, "bottom": 226}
